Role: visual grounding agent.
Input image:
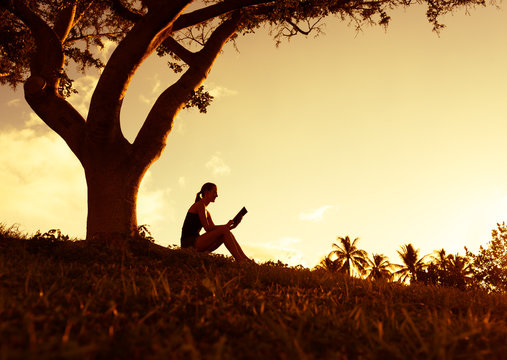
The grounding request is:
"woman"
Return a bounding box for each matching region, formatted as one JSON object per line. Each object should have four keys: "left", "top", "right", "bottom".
{"left": 181, "top": 182, "right": 250, "bottom": 262}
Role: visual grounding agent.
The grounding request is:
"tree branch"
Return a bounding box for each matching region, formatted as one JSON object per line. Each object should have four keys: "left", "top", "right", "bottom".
{"left": 66, "top": 32, "right": 126, "bottom": 43}
{"left": 161, "top": 36, "right": 196, "bottom": 66}
{"left": 286, "top": 19, "right": 312, "bottom": 36}
{"left": 110, "top": 0, "right": 143, "bottom": 22}
{"left": 87, "top": 0, "right": 193, "bottom": 142}
{"left": 71, "top": 1, "right": 96, "bottom": 30}
{"left": 172, "top": 0, "right": 273, "bottom": 31}
{"left": 0, "top": 0, "right": 63, "bottom": 84}
{"left": 53, "top": 1, "right": 77, "bottom": 42}
{"left": 24, "top": 85, "right": 86, "bottom": 159}
{"left": 0, "top": 0, "right": 86, "bottom": 159}
{"left": 132, "top": 13, "right": 242, "bottom": 170}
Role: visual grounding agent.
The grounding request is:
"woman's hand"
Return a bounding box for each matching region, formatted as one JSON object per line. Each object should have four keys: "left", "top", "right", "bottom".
{"left": 227, "top": 220, "right": 236, "bottom": 230}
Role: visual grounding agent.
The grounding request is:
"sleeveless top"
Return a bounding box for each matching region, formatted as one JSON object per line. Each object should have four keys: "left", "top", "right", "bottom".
{"left": 180, "top": 212, "right": 203, "bottom": 248}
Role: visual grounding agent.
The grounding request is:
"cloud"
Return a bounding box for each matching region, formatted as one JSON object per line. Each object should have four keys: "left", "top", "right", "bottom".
{"left": 97, "top": 39, "right": 117, "bottom": 63}
{"left": 151, "top": 75, "right": 161, "bottom": 94}
{"left": 7, "top": 99, "right": 21, "bottom": 107}
{"left": 139, "top": 94, "right": 152, "bottom": 104}
{"left": 299, "top": 205, "right": 334, "bottom": 222}
{"left": 279, "top": 237, "right": 301, "bottom": 246}
{"left": 205, "top": 153, "right": 231, "bottom": 176}
{"left": 138, "top": 171, "right": 174, "bottom": 227}
{"left": 178, "top": 176, "right": 186, "bottom": 187}
{"left": 24, "top": 112, "right": 45, "bottom": 128}
{"left": 138, "top": 74, "right": 162, "bottom": 105}
{"left": 67, "top": 75, "right": 99, "bottom": 117}
{"left": 173, "top": 114, "right": 186, "bottom": 134}
{"left": 208, "top": 85, "right": 238, "bottom": 99}
{"left": 0, "top": 125, "right": 175, "bottom": 241}
{"left": 245, "top": 237, "right": 307, "bottom": 267}
{"left": 0, "top": 127, "right": 87, "bottom": 237}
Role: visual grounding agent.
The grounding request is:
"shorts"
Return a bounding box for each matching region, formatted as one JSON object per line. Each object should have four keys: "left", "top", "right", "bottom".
{"left": 181, "top": 236, "right": 197, "bottom": 248}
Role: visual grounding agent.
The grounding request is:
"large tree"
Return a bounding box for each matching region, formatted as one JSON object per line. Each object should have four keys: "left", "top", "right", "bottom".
{"left": 314, "top": 254, "right": 342, "bottom": 273}
{"left": 467, "top": 222, "right": 507, "bottom": 292}
{"left": 0, "top": 0, "right": 485, "bottom": 245}
{"left": 419, "top": 251, "right": 475, "bottom": 290}
{"left": 395, "top": 243, "right": 427, "bottom": 283}
{"left": 366, "top": 253, "right": 393, "bottom": 281}
{"left": 330, "top": 236, "right": 368, "bottom": 276}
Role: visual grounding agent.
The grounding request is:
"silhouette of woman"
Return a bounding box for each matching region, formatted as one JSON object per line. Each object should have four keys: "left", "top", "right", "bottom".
{"left": 181, "top": 182, "right": 250, "bottom": 262}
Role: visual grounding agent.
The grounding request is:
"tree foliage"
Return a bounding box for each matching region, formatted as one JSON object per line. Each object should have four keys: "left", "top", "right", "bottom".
{"left": 0, "top": 1, "right": 131, "bottom": 94}
{"left": 314, "top": 254, "right": 343, "bottom": 273}
{"left": 467, "top": 222, "right": 507, "bottom": 292}
{"left": 331, "top": 236, "right": 368, "bottom": 276}
{"left": 395, "top": 243, "right": 427, "bottom": 283}
{"left": 417, "top": 251, "right": 475, "bottom": 291}
{"left": 318, "top": 222, "right": 507, "bottom": 294}
{"left": 366, "top": 253, "right": 394, "bottom": 281}
{"left": 1, "top": 0, "right": 487, "bottom": 100}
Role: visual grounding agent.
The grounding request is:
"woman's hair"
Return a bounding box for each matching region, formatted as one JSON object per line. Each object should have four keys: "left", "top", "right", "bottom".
{"left": 195, "top": 182, "right": 216, "bottom": 203}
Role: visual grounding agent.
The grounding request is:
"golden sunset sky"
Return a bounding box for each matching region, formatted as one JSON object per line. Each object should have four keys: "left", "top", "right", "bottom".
{"left": 1, "top": 4, "right": 506, "bottom": 267}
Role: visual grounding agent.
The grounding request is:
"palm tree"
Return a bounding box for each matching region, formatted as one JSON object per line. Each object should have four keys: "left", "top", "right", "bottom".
{"left": 446, "top": 254, "right": 473, "bottom": 276}
{"left": 445, "top": 253, "right": 474, "bottom": 289}
{"left": 331, "top": 236, "right": 368, "bottom": 277}
{"left": 315, "top": 255, "right": 341, "bottom": 273}
{"left": 395, "top": 243, "right": 427, "bottom": 283}
{"left": 432, "top": 248, "right": 448, "bottom": 271}
{"left": 366, "top": 253, "right": 394, "bottom": 281}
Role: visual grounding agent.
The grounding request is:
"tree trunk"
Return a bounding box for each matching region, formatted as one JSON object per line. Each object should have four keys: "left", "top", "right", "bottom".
{"left": 83, "top": 149, "right": 143, "bottom": 246}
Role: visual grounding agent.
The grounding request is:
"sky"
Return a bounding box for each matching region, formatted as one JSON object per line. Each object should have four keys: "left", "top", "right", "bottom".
{"left": 1, "top": 4, "right": 507, "bottom": 268}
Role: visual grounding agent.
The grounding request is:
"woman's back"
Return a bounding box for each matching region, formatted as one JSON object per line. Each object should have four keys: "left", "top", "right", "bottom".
{"left": 180, "top": 212, "right": 203, "bottom": 248}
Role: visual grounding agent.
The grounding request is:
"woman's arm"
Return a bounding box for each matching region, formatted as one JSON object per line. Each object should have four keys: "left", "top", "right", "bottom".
{"left": 210, "top": 211, "right": 236, "bottom": 230}
{"left": 197, "top": 203, "right": 234, "bottom": 232}
{"left": 206, "top": 210, "right": 216, "bottom": 229}
{"left": 196, "top": 202, "right": 215, "bottom": 232}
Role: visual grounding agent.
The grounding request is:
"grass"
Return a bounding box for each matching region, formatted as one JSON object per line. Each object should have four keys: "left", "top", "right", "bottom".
{"left": 1, "top": 225, "right": 507, "bottom": 359}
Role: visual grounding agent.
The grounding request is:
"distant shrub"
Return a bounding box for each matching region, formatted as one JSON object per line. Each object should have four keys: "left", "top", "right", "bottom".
{"left": 0, "top": 223, "right": 26, "bottom": 240}
{"left": 137, "top": 224, "right": 154, "bottom": 243}
{"left": 32, "top": 228, "right": 70, "bottom": 242}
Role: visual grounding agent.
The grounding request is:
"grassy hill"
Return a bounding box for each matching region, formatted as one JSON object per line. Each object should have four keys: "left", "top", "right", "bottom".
{"left": 1, "top": 227, "right": 507, "bottom": 359}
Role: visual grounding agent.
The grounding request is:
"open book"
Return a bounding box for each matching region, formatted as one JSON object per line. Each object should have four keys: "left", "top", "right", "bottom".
{"left": 232, "top": 207, "right": 247, "bottom": 226}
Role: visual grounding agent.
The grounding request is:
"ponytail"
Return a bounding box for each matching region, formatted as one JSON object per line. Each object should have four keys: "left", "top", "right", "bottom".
{"left": 195, "top": 182, "right": 216, "bottom": 203}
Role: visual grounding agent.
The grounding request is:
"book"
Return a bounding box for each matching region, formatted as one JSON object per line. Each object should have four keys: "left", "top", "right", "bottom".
{"left": 232, "top": 207, "right": 247, "bottom": 225}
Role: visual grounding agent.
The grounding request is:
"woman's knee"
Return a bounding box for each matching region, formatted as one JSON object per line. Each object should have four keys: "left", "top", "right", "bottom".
{"left": 218, "top": 226, "right": 232, "bottom": 237}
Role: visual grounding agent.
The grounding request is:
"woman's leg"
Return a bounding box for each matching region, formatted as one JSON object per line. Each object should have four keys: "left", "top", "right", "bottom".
{"left": 195, "top": 227, "right": 249, "bottom": 261}
{"left": 228, "top": 231, "right": 249, "bottom": 260}
{"left": 194, "top": 229, "right": 223, "bottom": 252}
